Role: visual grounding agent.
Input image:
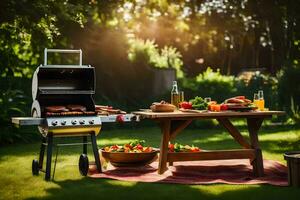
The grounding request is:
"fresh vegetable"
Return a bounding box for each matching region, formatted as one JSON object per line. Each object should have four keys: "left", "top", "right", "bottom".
{"left": 179, "top": 101, "right": 193, "bottom": 109}
{"left": 220, "top": 104, "right": 228, "bottom": 111}
{"left": 168, "top": 143, "right": 175, "bottom": 152}
{"left": 207, "top": 101, "right": 217, "bottom": 110}
{"left": 169, "top": 143, "right": 201, "bottom": 152}
{"left": 210, "top": 104, "right": 221, "bottom": 112}
{"left": 116, "top": 114, "right": 124, "bottom": 123}
{"left": 189, "top": 96, "right": 208, "bottom": 110}
{"left": 103, "top": 140, "right": 153, "bottom": 153}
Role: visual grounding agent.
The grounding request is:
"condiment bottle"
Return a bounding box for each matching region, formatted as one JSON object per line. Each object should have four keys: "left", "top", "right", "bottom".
{"left": 171, "top": 81, "right": 180, "bottom": 108}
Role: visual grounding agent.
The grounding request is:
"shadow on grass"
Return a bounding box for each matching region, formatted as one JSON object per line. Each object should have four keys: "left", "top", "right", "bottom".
{"left": 25, "top": 177, "right": 300, "bottom": 200}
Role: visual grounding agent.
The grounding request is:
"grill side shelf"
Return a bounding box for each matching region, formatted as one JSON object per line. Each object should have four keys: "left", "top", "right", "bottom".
{"left": 98, "top": 114, "right": 136, "bottom": 122}
{"left": 11, "top": 117, "right": 45, "bottom": 126}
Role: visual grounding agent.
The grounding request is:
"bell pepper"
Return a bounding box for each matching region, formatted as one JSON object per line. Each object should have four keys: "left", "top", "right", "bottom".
{"left": 208, "top": 101, "right": 217, "bottom": 111}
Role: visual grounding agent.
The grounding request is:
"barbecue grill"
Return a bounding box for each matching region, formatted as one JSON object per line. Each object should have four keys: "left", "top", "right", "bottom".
{"left": 12, "top": 49, "right": 136, "bottom": 181}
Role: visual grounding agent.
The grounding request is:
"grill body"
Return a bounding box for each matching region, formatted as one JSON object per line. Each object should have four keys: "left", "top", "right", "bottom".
{"left": 31, "top": 63, "right": 100, "bottom": 136}
{"left": 11, "top": 49, "right": 136, "bottom": 181}
{"left": 12, "top": 49, "right": 103, "bottom": 180}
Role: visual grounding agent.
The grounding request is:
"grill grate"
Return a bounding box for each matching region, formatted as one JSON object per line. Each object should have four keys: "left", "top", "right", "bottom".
{"left": 45, "top": 111, "right": 96, "bottom": 117}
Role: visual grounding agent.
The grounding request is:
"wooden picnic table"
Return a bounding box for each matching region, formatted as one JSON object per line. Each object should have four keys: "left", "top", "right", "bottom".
{"left": 132, "top": 110, "right": 285, "bottom": 176}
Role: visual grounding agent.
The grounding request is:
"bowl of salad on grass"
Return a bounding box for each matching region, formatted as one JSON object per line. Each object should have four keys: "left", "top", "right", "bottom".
{"left": 100, "top": 140, "right": 159, "bottom": 167}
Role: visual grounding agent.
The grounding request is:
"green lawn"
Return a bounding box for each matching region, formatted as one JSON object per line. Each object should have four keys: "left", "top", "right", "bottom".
{"left": 1, "top": 123, "right": 300, "bottom": 200}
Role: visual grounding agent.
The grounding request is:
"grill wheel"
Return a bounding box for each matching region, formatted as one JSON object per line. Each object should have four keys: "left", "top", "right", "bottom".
{"left": 32, "top": 159, "right": 39, "bottom": 175}
{"left": 79, "top": 154, "right": 89, "bottom": 176}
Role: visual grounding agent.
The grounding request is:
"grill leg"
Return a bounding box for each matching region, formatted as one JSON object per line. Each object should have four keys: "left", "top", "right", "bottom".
{"left": 83, "top": 136, "right": 87, "bottom": 154}
{"left": 45, "top": 134, "right": 53, "bottom": 181}
{"left": 91, "top": 133, "right": 102, "bottom": 173}
{"left": 52, "top": 145, "right": 59, "bottom": 180}
{"left": 38, "top": 137, "right": 46, "bottom": 169}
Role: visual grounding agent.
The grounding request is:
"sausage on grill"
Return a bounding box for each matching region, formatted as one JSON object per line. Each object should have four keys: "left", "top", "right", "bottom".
{"left": 45, "top": 106, "right": 69, "bottom": 113}
{"left": 66, "top": 105, "right": 87, "bottom": 112}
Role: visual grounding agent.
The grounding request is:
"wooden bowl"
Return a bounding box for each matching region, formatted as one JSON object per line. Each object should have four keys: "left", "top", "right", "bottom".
{"left": 150, "top": 104, "right": 176, "bottom": 112}
{"left": 100, "top": 149, "right": 159, "bottom": 167}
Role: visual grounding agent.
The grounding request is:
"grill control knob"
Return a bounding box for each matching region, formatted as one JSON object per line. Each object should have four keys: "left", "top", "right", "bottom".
{"left": 71, "top": 120, "right": 77, "bottom": 125}
{"left": 79, "top": 119, "right": 85, "bottom": 125}
{"left": 61, "top": 120, "right": 67, "bottom": 125}
{"left": 51, "top": 120, "right": 58, "bottom": 126}
{"left": 89, "top": 120, "right": 95, "bottom": 125}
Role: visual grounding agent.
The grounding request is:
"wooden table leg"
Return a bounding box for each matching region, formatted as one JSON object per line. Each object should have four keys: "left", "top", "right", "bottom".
{"left": 158, "top": 119, "right": 171, "bottom": 174}
{"left": 217, "top": 118, "right": 251, "bottom": 149}
{"left": 247, "top": 118, "right": 264, "bottom": 177}
{"left": 168, "top": 119, "right": 192, "bottom": 167}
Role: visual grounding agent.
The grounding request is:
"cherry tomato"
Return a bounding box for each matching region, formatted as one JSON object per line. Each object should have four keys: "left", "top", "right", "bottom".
{"left": 136, "top": 144, "right": 143, "bottom": 150}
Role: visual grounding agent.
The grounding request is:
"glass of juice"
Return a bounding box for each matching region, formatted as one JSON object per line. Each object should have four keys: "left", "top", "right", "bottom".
{"left": 258, "top": 90, "right": 265, "bottom": 111}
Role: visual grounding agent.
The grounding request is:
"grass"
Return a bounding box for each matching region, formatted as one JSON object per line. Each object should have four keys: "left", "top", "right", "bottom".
{"left": 1, "top": 122, "right": 300, "bottom": 200}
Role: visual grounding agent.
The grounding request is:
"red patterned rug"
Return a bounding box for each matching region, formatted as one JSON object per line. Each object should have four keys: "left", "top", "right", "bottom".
{"left": 89, "top": 159, "right": 288, "bottom": 186}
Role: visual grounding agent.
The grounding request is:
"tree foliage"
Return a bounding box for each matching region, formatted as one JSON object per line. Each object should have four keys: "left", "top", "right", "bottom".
{"left": 1, "top": 0, "right": 300, "bottom": 130}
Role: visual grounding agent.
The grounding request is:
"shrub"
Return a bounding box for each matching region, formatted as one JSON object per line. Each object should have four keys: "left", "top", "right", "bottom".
{"left": 181, "top": 67, "right": 237, "bottom": 102}
{"left": 0, "top": 77, "right": 32, "bottom": 144}
{"left": 128, "top": 38, "right": 184, "bottom": 78}
{"left": 278, "top": 65, "right": 300, "bottom": 123}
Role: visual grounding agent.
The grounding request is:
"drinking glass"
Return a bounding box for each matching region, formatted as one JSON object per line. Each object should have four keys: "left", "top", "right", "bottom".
{"left": 258, "top": 90, "right": 264, "bottom": 100}
{"left": 258, "top": 90, "right": 265, "bottom": 111}
{"left": 179, "top": 91, "right": 184, "bottom": 103}
{"left": 204, "top": 97, "right": 211, "bottom": 103}
{"left": 253, "top": 93, "right": 259, "bottom": 101}
{"left": 253, "top": 93, "right": 259, "bottom": 108}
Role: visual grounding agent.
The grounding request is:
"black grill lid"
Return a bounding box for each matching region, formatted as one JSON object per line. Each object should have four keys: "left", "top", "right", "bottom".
{"left": 32, "top": 66, "right": 95, "bottom": 100}
{"left": 31, "top": 49, "right": 97, "bottom": 117}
